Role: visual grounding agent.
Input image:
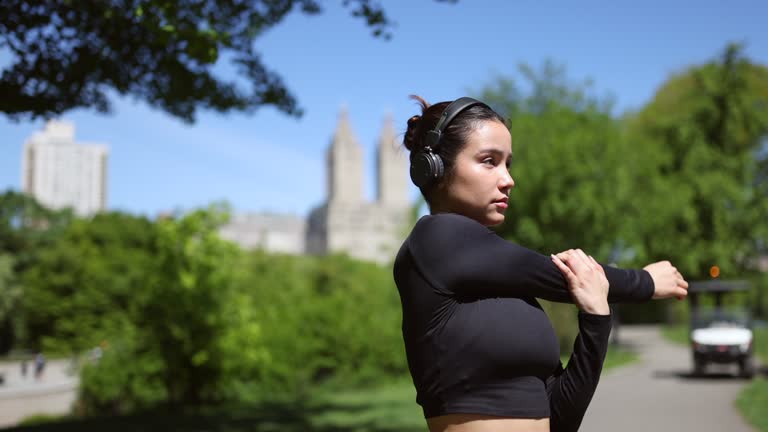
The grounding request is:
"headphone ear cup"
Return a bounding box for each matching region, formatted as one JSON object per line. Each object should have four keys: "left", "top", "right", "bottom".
{"left": 410, "top": 152, "right": 433, "bottom": 188}
{"left": 410, "top": 151, "right": 445, "bottom": 188}
{"left": 430, "top": 153, "right": 445, "bottom": 180}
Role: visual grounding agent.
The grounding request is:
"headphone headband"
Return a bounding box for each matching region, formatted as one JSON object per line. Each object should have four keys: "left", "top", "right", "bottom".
{"left": 425, "top": 97, "right": 486, "bottom": 150}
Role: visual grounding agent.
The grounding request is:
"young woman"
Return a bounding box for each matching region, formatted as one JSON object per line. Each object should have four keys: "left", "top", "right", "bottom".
{"left": 393, "top": 96, "right": 689, "bottom": 432}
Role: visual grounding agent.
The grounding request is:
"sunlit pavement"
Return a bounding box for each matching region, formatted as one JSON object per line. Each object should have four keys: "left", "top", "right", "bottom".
{"left": 0, "top": 359, "right": 78, "bottom": 428}
{"left": 581, "top": 325, "right": 758, "bottom": 432}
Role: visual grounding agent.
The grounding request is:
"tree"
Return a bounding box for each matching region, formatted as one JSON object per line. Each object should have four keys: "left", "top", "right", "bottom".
{"left": 0, "top": 0, "right": 455, "bottom": 123}
{"left": 0, "top": 190, "right": 73, "bottom": 352}
{"left": 135, "top": 204, "right": 245, "bottom": 405}
{"left": 77, "top": 204, "right": 268, "bottom": 412}
{"left": 475, "top": 62, "right": 711, "bottom": 324}
{"left": 474, "top": 61, "right": 650, "bottom": 339}
{"left": 20, "top": 211, "right": 157, "bottom": 353}
{"left": 626, "top": 43, "right": 768, "bottom": 278}
{"left": 0, "top": 254, "right": 20, "bottom": 353}
{"left": 0, "top": 191, "right": 73, "bottom": 271}
{"left": 476, "top": 48, "right": 768, "bottom": 323}
{"left": 478, "top": 62, "right": 651, "bottom": 262}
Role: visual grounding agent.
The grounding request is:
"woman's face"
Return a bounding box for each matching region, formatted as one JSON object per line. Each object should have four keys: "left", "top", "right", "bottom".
{"left": 435, "top": 120, "right": 514, "bottom": 226}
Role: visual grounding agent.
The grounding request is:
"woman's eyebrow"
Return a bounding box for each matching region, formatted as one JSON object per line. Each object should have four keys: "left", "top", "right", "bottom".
{"left": 477, "top": 148, "right": 512, "bottom": 159}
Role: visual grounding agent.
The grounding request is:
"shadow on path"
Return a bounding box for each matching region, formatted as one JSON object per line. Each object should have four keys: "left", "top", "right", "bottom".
{"left": 652, "top": 362, "right": 768, "bottom": 381}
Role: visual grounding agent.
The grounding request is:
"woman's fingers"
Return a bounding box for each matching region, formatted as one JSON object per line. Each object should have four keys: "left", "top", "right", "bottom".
{"left": 553, "top": 249, "right": 609, "bottom": 287}
{"left": 676, "top": 273, "right": 689, "bottom": 300}
{"left": 588, "top": 255, "right": 606, "bottom": 277}
{"left": 563, "top": 249, "right": 592, "bottom": 275}
{"left": 551, "top": 254, "right": 576, "bottom": 285}
{"left": 553, "top": 249, "right": 610, "bottom": 315}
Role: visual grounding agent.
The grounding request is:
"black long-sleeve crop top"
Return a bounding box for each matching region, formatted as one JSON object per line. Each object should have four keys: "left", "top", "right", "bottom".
{"left": 392, "top": 213, "right": 655, "bottom": 431}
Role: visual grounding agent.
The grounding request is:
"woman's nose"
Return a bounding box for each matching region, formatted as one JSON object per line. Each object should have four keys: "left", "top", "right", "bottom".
{"left": 500, "top": 168, "right": 515, "bottom": 189}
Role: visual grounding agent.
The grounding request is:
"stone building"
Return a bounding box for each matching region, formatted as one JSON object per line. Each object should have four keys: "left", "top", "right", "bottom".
{"left": 220, "top": 108, "right": 412, "bottom": 264}
{"left": 218, "top": 212, "right": 306, "bottom": 255}
{"left": 306, "top": 109, "right": 411, "bottom": 264}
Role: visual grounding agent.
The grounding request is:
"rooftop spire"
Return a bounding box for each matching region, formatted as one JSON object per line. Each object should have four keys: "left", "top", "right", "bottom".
{"left": 378, "top": 112, "right": 398, "bottom": 150}
{"left": 332, "top": 105, "right": 356, "bottom": 148}
{"left": 377, "top": 113, "right": 409, "bottom": 207}
{"left": 327, "top": 105, "right": 363, "bottom": 203}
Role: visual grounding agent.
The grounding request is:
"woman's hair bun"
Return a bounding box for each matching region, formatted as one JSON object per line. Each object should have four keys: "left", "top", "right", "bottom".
{"left": 403, "top": 95, "right": 431, "bottom": 153}
{"left": 404, "top": 115, "right": 422, "bottom": 152}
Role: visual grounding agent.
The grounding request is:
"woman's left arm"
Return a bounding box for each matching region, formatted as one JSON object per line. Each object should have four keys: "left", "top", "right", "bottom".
{"left": 545, "top": 312, "right": 612, "bottom": 432}
{"left": 546, "top": 250, "right": 613, "bottom": 432}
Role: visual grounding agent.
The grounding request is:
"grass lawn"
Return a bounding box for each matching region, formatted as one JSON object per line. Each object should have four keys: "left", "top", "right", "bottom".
{"left": 660, "top": 324, "right": 689, "bottom": 346}
{"left": 739, "top": 327, "right": 768, "bottom": 432}
{"left": 662, "top": 324, "right": 768, "bottom": 432}
{"left": 8, "top": 347, "right": 639, "bottom": 432}
{"left": 736, "top": 377, "right": 768, "bottom": 432}
{"left": 603, "top": 345, "right": 640, "bottom": 371}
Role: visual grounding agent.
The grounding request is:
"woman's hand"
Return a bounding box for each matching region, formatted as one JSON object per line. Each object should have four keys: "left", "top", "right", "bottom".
{"left": 551, "top": 249, "right": 610, "bottom": 315}
{"left": 643, "top": 260, "right": 689, "bottom": 300}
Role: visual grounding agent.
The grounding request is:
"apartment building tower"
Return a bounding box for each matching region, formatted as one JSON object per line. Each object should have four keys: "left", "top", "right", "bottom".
{"left": 21, "top": 120, "right": 108, "bottom": 216}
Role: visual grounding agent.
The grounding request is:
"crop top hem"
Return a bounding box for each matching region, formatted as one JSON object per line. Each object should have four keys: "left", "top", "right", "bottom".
{"left": 424, "top": 406, "right": 550, "bottom": 420}
{"left": 420, "top": 376, "right": 554, "bottom": 419}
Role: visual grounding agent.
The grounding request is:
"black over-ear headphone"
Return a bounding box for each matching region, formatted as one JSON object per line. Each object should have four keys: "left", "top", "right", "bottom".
{"left": 409, "top": 97, "right": 488, "bottom": 188}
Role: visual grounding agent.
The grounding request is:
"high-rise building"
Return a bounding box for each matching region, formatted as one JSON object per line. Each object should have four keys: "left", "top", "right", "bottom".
{"left": 21, "top": 120, "right": 109, "bottom": 216}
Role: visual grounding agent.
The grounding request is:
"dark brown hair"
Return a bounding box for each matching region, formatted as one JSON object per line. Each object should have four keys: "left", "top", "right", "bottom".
{"left": 403, "top": 95, "right": 506, "bottom": 202}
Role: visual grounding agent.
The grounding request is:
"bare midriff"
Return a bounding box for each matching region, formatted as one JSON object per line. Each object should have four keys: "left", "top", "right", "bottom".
{"left": 427, "top": 414, "right": 550, "bottom": 432}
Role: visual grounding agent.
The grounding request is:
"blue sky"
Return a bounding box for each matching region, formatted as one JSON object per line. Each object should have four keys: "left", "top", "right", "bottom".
{"left": 1, "top": 0, "right": 767, "bottom": 219}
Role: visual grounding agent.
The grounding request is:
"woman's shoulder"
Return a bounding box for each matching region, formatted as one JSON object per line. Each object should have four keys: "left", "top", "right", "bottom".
{"left": 398, "top": 213, "right": 492, "bottom": 284}
{"left": 410, "top": 212, "right": 492, "bottom": 245}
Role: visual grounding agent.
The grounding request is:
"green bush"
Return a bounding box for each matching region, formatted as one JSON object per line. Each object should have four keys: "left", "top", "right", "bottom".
{"left": 13, "top": 201, "right": 647, "bottom": 416}
{"left": 78, "top": 326, "right": 167, "bottom": 415}
{"left": 69, "top": 207, "right": 408, "bottom": 411}
{"left": 226, "top": 251, "right": 407, "bottom": 400}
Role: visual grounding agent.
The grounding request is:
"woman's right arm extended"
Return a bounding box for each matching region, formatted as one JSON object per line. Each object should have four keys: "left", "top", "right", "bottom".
{"left": 409, "top": 213, "right": 665, "bottom": 303}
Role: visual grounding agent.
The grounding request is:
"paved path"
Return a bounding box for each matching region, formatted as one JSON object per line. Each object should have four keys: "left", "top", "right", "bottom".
{"left": 581, "top": 325, "right": 758, "bottom": 432}
{"left": 0, "top": 359, "right": 78, "bottom": 428}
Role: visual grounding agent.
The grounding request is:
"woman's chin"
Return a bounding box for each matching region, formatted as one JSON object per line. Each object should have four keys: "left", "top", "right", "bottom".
{"left": 485, "top": 212, "right": 505, "bottom": 226}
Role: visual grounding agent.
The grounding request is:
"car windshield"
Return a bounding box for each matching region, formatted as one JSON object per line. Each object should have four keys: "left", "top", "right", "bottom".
{"left": 692, "top": 307, "right": 750, "bottom": 329}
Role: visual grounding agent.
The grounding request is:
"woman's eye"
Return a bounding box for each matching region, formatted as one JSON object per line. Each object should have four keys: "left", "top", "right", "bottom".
{"left": 482, "top": 158, "right": 495, "bottom": 166}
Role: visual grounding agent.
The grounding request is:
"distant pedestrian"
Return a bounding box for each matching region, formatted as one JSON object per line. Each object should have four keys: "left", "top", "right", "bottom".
{"left": 34, "top": 352, "right": 46, "bottom": 381}
{"left": 20, "top": 359, "right": 28, "bottom": 379}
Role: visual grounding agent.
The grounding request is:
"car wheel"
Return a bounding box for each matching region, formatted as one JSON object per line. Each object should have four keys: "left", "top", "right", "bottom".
{"left": 693, "top": 358, "right": 705, "bottom": 376}
{"left": 739, "top": 357, "right": 754, "bottom": 379}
